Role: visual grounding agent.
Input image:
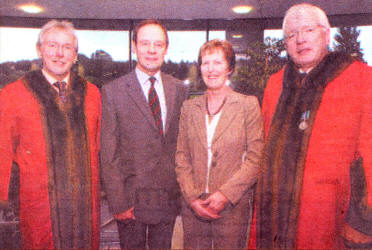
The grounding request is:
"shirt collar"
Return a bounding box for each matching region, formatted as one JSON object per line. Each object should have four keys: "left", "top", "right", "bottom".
{"left": 42, "top": 69, "right": 70, "bottom": 85}
{"left": 298, "top": 67, "right": 313, "bottom": 74}
{"left": 135, "top": 67, "right": 161, "bottom": 86}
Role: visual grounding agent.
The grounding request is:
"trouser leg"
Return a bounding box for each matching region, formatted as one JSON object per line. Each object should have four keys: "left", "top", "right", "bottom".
{"left": 181, "top": 200, "right": 212, "bottom": 249}
{"left": 117, "top": 220, "right": 146, "bottom": 249}
{"left": 147, "top": 219, "right": 176, "bottom": 249}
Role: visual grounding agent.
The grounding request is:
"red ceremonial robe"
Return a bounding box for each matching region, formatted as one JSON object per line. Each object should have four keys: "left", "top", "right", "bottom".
{"left": 249, "top": 53, "right": 372, "bottom": 249}
{"left": 0, "top": 70, "right": 100, "bottom": 249}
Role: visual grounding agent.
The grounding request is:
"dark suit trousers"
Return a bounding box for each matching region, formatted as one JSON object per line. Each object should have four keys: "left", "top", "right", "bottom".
{"left": 117, "top": 219, "right": 175, "bottom": 250}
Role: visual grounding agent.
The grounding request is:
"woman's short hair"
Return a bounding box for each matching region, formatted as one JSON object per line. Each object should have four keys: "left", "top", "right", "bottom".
{"left": 197, "top": 39, "right": 236, "bottom": 74}
{"left": 37, "top": 20, "right": 78, "bottom": 52}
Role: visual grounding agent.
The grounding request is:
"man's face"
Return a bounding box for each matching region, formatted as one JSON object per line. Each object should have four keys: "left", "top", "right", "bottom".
{"left": 132, "top": 24, "right": 168, "bottom": 76}
{"left": 37, "top": 28, "right": 77, "bottom": 81}
{"left": 284, "top": 11, "right": 330, "bottom": 72}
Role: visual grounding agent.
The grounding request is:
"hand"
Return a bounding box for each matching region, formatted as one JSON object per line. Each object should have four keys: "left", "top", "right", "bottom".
{"left": 341, "top": 223, "right": 372, "bottom": 244}
{"left": 190, "top": 199, "right": 221, "bottom": 220}
{"left": 201, "top": 191, "right": 228, "bottom": 214}
{"left": 113, "top": 207, "right": 135, "bottom": 221}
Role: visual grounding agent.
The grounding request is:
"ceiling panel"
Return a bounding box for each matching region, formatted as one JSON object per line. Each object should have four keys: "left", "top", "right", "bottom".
{"left": 1, "top": 0, "right": 372, "bottom": 20}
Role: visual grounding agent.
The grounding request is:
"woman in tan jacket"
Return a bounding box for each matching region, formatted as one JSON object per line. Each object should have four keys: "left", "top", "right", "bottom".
{"left": 175, "top": 39, "right": 264, "bottom": 249}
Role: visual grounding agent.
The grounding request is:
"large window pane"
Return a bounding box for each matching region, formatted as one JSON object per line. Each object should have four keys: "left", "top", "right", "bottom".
{"left": 77, "top": 30, "right": 129, "bottom": 62}
{"left": 209, "top": 30, "right": 226, "bottom": 40}
{"left": 0, "top": 27, "right": 130, "bottom": 88}
{"left": 0, "top": 27, "right": 39, "bottom": 62}
{"left": 75, "top": 30, "right": 130, "bottom": 87}
{"left": 359, "top": 26, "right": 372, "bottom": 65}
{"left": 264, "top": 26, "right": 372, "bottom": 65}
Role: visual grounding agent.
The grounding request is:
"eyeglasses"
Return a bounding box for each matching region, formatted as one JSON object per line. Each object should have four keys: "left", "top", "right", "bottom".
{"left": 284, "top": 25, "right": 325, "bottom": 41}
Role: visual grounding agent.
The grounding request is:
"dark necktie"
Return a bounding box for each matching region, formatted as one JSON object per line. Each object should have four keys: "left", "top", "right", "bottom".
{"left": 299, "top": 72, "right": 307, "bottom": 83}
{"left": 148, "top": 77, "right": 163, "bottom": 135}
{"left": 53, "top": 81, "right": 67, "bottom": 103}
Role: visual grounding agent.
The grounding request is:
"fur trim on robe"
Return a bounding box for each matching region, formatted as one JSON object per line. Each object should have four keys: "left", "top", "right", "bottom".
{"left": 22, "top": 70, "right": 93, "bottom": 249}
{"left": 257, "top": 52, "right": 354, "bottom": 249}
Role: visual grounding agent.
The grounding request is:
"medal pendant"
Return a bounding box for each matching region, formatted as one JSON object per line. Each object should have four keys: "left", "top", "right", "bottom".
{"left": 299, "top": 120, "right": 308, "bottom": 130}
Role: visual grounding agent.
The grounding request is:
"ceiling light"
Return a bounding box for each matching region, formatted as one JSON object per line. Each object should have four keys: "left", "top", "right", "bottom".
{"left": 18, "top": 4, "right": 43, "bottom": 14}
{"left": 232, "top": 34, "right": 243, "bottom": 39}
{"left": 232, "top": 5, "right": 253, "bottom": 14}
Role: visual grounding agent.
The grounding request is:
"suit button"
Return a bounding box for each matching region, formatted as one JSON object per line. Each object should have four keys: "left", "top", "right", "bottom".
{"left": 213, "top": 151, "right": 218, "bottom": 158}
{"left": 211, "top": 161, "right": 217, "bottom": 167}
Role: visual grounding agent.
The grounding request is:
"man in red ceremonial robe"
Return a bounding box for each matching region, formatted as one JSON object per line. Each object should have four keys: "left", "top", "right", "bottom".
{"left": 0, "top": 20, "right": 100, "bottom": 249}
{"left": 249, "top": 3, "right": 372, "bottom": 249}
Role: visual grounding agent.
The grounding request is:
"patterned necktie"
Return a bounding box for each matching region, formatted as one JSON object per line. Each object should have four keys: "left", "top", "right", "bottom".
{"left": 148, "top": 77, "right": 163, "bottom": 135}
{"left": 53, "top": 81, "right": 67, "bottom": 103}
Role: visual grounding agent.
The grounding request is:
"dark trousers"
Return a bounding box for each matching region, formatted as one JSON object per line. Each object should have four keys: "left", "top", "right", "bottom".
{"left": 117, "top": 219, "right": 175, "bottom": 250}
{"left": 181, "top": 192, "right": 252, "bottom": 249}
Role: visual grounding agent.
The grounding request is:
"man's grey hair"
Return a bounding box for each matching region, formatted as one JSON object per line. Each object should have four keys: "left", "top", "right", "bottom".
{"left": 282, "top": 3, "right": 331, "bottom": 32}
{"left": 37, "top": 19, "right": 78, "bottom": 51}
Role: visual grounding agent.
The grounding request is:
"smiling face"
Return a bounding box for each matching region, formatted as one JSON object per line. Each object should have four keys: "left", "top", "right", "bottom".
{"left": 37, "top": 27, "right": 77, "bottom": 81}
{"left": 200, "top": 49, "right": 231, "bottom": 91}
{"left": 284, "top": 9, "right": 330, "bottom": 72}
{"left": 132, "top": 24, "right": 168, "bottom": 76}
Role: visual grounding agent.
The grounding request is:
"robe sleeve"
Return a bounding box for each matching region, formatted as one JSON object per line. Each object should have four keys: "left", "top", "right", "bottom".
{"left": 359, "top": 66, "right": 372, "bottom": 207}
{"left": 0, "top": 86, "right": 18, "bottom": 201}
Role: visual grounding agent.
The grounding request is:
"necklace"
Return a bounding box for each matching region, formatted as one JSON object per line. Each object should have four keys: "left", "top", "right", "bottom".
{"left": 206, "top": 96, "right": 227, "bottom": 116}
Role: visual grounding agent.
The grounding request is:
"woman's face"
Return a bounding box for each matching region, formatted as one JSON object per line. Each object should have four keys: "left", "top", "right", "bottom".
{"left": 200, "top": 49, "right": 231, "bottom": 91}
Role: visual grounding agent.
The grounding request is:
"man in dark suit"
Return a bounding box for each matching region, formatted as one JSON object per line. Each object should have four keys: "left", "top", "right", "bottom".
{"left": 100, "top": 19, "right": 189, "bottom": 249}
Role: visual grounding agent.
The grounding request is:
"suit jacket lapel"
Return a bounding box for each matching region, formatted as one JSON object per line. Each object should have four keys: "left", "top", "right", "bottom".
{"left": 191, "top": 95, "right": 208, "bottom": 149}
{"left": 162, "top": 73, "right": 176, "bottom": 135}
{"left": 125, "top": 71, "right": 158, "bottom": 131}
{"left": 212, "top": 92, "right": 238, "bottom": 145}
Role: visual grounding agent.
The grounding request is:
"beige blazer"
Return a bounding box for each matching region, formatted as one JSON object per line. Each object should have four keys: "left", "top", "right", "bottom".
{"left": 175, "top": 90, "right": 264, "bottom": 205}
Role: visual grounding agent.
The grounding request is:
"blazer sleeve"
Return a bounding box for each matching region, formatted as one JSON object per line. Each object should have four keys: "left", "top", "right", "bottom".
{"left": 100, "top": 83, "right": 134, "bottom": 215}
{"left": 219, "top": 96, "right": 264, "bottom": 205}
{"left": 175, "top": 102, "right": 203, "bottom": 204}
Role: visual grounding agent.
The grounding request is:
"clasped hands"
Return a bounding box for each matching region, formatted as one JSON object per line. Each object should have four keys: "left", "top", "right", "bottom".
{"left": 190, "top": 191, "right": 228, "bottom": 220}
{"left": 113, "top": 191, "right": 228, "bottom": 221}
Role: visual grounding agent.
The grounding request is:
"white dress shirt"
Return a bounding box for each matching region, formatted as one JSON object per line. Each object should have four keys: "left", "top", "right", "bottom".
{"left": 42, "top": 69, "right": 70, "bottom": 93}
{"left": 135, "top": 68, "right": 167, "bottom": 131}
{"left": 205, "top": 111, "right": 222, "bottom": 193}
